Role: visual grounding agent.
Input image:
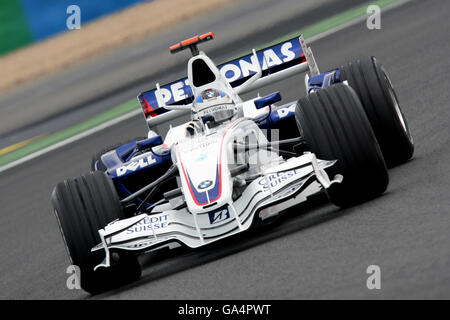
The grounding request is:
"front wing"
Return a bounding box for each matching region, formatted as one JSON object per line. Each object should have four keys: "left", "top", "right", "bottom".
{"left": 92, "top": 153, "right": 341, "bottom": 270}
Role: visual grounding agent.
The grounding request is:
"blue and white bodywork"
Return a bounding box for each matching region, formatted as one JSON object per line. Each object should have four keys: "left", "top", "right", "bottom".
{"left": 92, "top": 34, "right": 345, "bottom": 268}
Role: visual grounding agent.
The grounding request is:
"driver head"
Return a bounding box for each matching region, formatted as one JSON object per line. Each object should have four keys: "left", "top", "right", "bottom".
{"left": 192, "top": 88, "right": 237, "bottom": 125}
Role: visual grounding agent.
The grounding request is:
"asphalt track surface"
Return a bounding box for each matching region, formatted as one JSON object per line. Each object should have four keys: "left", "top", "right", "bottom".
{"left": 1, "top": 0, "right": 450, "bottom": 299}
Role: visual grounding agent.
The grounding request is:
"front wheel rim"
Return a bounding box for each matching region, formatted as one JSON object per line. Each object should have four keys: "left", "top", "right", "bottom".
{"left": 382, "top": 68, "right": 413, "bottom": 144}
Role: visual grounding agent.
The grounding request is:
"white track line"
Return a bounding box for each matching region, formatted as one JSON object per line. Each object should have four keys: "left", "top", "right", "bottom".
{"left": 0, "top": 110, "right": 141, "bottom": 173}
{"left": 0, "top": 0, "right": 412, "bottom": 174}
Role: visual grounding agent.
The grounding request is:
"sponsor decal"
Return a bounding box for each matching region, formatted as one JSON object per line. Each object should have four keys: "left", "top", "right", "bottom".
{"left": 196, "top": 104, "right": 235, "bottom": 117}
{"left": 126, "top": 213, "right": 169, "bottom": 234}
{"left": 180, "top": 136, "right": 218, "bottom": 153}
{"left": 141, "top": 38, "right": 303, "bottom": 112}
{"left": 258, "top": 168, "right": 307, "bottom": 190}
{"left": 116, "top": 155, "right": 156, "bottom": 177}
{"left": 202, "top": 88, "right": 220, "bottom": 99}
{"left": 208, "top": 207, "right": 230, "bottom": 224}
{"left": 127, "top": 240, "right": 155, "bottom": 249}
{"left": 275, "top": 103, "right": 296, "bottom": 119}
{"left": 220, "top": 41, "right": 297, "bottom": 83}
{"left": 195, "top": 153, "right": 208, "bottom": 163}
{"left": 198, "top": 180, "right": 213, "bottom": 190}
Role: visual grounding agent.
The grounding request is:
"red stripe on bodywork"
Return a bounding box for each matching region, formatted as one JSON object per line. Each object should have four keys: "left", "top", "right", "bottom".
{"left": 140, "top": 97, "right": 158, "bottom": 118}
{"left": 178, "top": 118, "right": 245, "bottom": 207}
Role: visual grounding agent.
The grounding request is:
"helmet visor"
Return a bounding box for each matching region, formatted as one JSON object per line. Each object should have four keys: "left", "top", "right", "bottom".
{"left": 195, "top": 104, "right": 235, "bottom": 123}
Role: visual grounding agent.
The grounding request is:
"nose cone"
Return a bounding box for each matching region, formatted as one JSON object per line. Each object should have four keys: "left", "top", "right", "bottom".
{"left": 175, "top": 134, "right": 228, "bottom": 213}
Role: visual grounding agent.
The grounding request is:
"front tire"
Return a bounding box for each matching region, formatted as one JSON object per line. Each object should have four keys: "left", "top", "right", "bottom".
{"left": 51, "top": 171, "right": 141, "bottom": 294}
{"left": 295, "top": 84, "right": 389, "bottom": 207}
{"left": 340, "top": 57, "right": 414, "bottom": 167}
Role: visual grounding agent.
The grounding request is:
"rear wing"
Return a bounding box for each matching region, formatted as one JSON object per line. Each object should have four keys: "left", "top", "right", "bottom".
{"left": 138, "top": 34, "right": 318, "bottom": 128}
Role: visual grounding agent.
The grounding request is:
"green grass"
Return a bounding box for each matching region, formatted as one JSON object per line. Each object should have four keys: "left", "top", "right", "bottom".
{"left": 0, "top": 100, "right": 138, "bottom": 167}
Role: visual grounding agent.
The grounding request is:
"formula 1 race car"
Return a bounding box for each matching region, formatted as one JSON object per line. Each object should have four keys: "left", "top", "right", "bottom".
{"left": 51, "top": 32, "right": 414, "bottom": 293}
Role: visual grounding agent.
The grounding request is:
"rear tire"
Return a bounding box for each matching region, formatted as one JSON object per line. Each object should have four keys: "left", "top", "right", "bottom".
{"left": 340, "top": 57, "right": 414, "bottom": 167}
{"left": 295, "top": 84, "right": 388, "bottom": 207}
{"left": 51, "top": 171, "right": 141, "bottom": 294}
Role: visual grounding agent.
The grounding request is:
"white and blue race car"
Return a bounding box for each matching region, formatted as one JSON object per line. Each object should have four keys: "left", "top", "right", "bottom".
{"left": 52, "top": 32, "right": 414, "bottom": 293}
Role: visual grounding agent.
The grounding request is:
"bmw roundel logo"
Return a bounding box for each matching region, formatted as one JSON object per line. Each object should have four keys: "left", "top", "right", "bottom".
{"left": 198, "top": 180, "right": 213, "bottom": 189}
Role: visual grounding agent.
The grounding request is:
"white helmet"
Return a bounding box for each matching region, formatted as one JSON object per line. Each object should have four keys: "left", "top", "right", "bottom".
{"left": 192, "top": 88, "right": 237, "bottom": 124}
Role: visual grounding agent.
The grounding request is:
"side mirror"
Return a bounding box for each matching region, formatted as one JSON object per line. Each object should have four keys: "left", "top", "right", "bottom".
{"left": 254, "top": 92, "right": 281, "bottom": 109}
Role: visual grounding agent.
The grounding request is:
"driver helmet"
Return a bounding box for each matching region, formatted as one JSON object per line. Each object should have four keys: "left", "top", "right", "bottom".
{"left": 192, "top": 88, "right": 237, "bottom": 124}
